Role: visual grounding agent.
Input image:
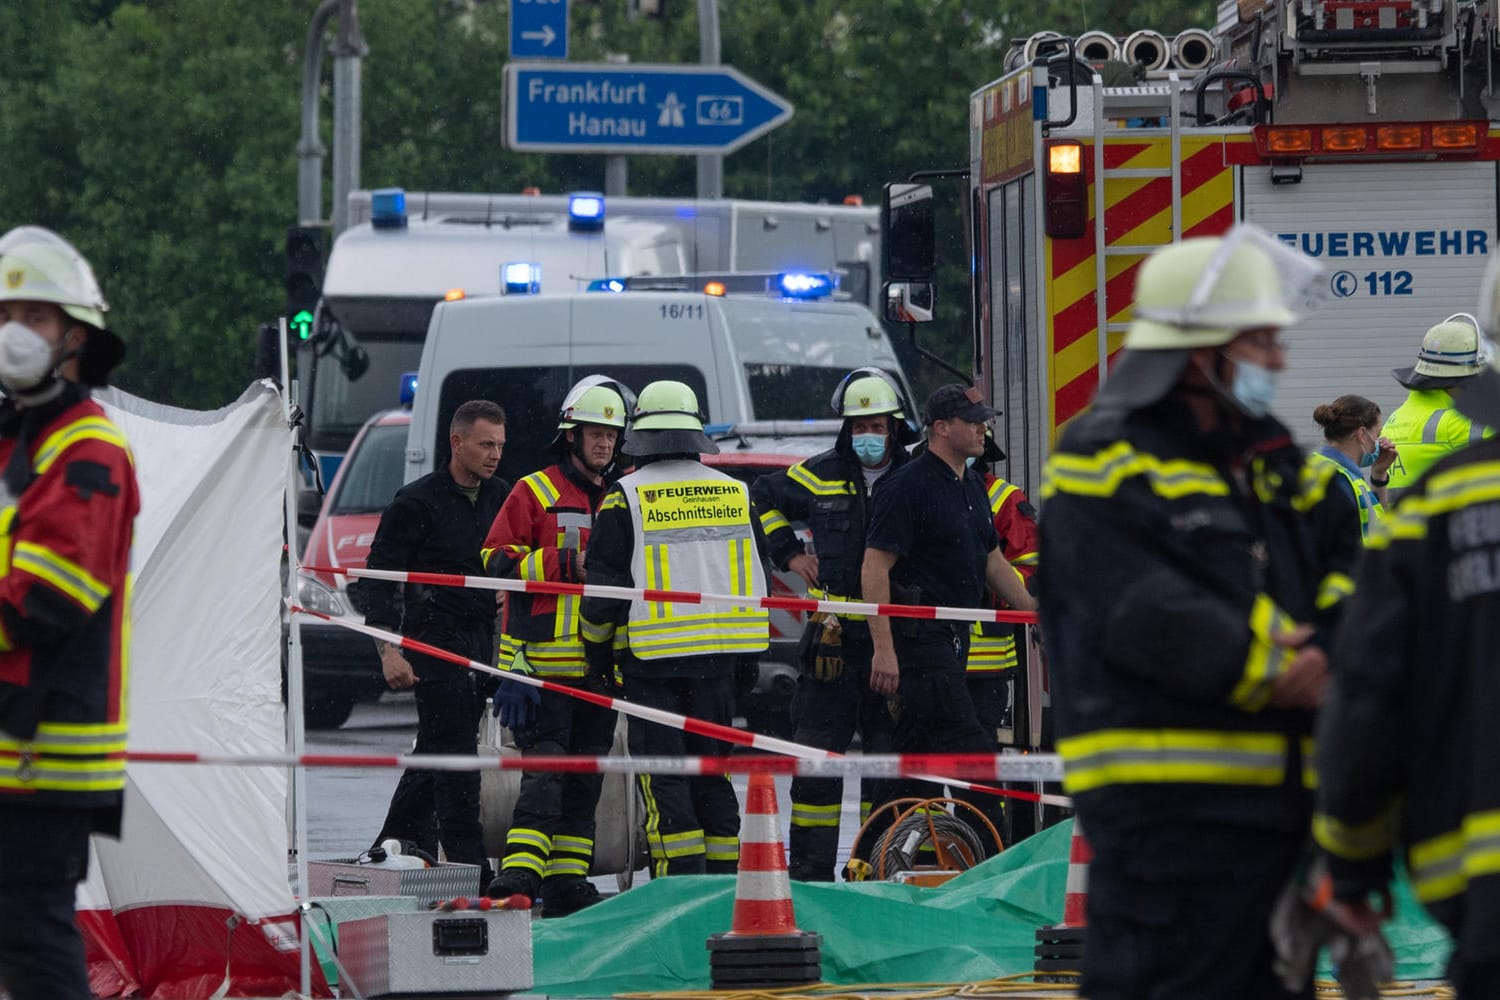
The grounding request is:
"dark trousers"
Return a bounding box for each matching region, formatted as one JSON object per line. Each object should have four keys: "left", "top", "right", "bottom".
{"left": 0, "top": 805, "right": 96, "bottom": 1000}
{"left": 788, "top": 629, "right": 894, "bottom": 881}
{"left": 1450, "top": 955, "right": 1500, "bottom": 999}
{"left": 874, "top": 624, "right": 1003, "bottom": 860}
{"left": 501, "top": 686, "right": 617, "bottom": 890}
{"left": 1082, "top": 824, "right": 1312, "bottom": 1000}
{"left": 624, "top": 672, "right": 740, "bottom": 876}
{"left": 376, "top": 644, "right": 492, "bottom": 884}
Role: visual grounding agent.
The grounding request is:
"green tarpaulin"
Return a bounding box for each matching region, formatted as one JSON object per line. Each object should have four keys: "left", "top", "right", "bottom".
{"left": 532, "top": 820, "right": 1453, "bottom": 995}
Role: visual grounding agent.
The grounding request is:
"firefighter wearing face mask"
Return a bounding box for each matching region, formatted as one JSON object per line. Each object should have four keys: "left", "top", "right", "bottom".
{"left": 0, "top": 230, "right": 139, "bottom": 1000}
{"left": 1038, "top": 227, "right": 1359, "bottom": 1000}
{"left": 749, "top": 369, "right": 916, "bottom": 882}
{"left": 1380, "top": 315, "right": 1495, "bottom": 503}
{"left": 482, "top": 376, "right": 631, "bottom": 917}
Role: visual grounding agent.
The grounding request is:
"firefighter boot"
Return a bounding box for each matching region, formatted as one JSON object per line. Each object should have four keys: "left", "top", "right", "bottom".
{"left": 540, "top": 876, "right": 604, "bottom": 918}
{"left": 486, "top": 867, "right": 541, "bottom": 903}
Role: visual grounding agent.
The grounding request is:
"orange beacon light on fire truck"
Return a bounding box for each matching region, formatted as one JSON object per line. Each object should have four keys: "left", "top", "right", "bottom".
{"left": 1045, "top": 140, "right": 1087, "bottom": 239}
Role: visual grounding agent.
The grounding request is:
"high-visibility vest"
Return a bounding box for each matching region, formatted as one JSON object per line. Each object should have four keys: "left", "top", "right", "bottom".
{"left": 1306, "top": 450, "right": 1381, "bottom": 538}
{"left": 967, "top": 476, "right": 1032, "bottom": 673}
{"left": 1383, "top": 389, "right": 1491, "bottom": 492}
{"left": 621, "top": 461, "right": 769, "bottom": 660}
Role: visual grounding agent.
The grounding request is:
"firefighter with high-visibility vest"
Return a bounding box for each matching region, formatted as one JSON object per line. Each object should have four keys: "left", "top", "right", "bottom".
{"left": 580, "top": 380, "right": 771, "bottom": 876}
{"left": 749, "top": 368, "right": 915, "bottom": 882}
{"left": 1381, "top": 314, "right": 1494, "bottom": 501}
{"left": 483, "top": 376, "right": 632, "bottom": 916}
{"left": 1310, "top": 261, "right": 1500, "bottom": 999}
{"left": 0, "top": 229, "right": 139, "bottom": 1000}
{"left": 1038, "top": 226, "right": 1355, "bottom": 1000}
{"left": 1308, "top": 394, "right": 1396, "bottom": 540}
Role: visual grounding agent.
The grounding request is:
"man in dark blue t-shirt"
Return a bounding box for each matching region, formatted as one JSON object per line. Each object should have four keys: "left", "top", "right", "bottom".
{"left": 861, "top": 384, "right": 1036, "bottom": 848}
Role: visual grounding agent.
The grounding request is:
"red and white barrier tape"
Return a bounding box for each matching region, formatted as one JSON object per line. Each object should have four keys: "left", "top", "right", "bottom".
{"left": 126, "top": 750, "right": 1065, "bottom": 784}
{"left": 287, "top": 605, "right": 1069, "bottom": 808}
{"left": 301, "top": 566, "right": 1038, "bottom": 626}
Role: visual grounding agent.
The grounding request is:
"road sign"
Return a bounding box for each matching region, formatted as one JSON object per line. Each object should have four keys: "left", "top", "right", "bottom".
{"left": 509, "top": 0, "right": 567, "bottom": 60}
{"left": 505, "top": 63, "right": 794, "bottom": 155}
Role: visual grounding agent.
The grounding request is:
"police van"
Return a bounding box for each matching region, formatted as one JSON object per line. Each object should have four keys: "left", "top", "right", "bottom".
{"left": 403, "top": 272, "right": 910, "bottom": 484}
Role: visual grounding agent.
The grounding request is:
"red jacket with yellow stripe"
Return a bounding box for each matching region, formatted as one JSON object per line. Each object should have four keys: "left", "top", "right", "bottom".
{"left": 482, "top": 460, "right": 608, "bottom": 679}
{"left": 0, "top": 389, "right": 139, "bottom": 826}
{"left": 966, "top": 474, "right": 1039, "bottom": 673}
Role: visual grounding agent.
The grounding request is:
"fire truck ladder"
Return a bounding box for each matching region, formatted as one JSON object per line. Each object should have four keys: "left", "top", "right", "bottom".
{"left": 1090, "top": 72, "right": 1185, "bottom": 387}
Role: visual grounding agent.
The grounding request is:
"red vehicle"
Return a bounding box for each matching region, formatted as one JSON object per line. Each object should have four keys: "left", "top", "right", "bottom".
{"left": 294, "top": 410, "right": 830, "bottom": 731}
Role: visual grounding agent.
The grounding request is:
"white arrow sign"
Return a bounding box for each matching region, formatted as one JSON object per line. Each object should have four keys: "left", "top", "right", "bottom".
{"left": 521, "top": 24, "right": 556, "bottom": 47}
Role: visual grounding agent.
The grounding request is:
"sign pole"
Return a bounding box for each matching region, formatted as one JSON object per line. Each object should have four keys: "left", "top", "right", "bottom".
{"left": 696, "top": 0, "right": 723, "bottom": 200}
{"left": 606, "top": 53, "right": 630, "bottom": 196}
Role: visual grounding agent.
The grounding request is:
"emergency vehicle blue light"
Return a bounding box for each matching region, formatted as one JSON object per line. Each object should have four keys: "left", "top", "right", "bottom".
{"left": 399, "top": 371, "right": 418, "bottom": 407}
{"left": 568, "top": 192, "right": 606, "bottom": 232}
{"left": 587, "top": 278, "right": 627, "bottom": 293}
{"left": 703, "top": 423, "right": 733, "bottom": 436}
{"left": 774, "top": 272, "right": 836, "bottom": 300}
{"left": 371, "top": 187, "right": 408, "bottom": 229}
{"left": 503, "top": 262, "right": 541, "bottom": 295}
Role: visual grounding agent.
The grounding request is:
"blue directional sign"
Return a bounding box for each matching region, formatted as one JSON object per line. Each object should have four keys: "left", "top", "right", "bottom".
{"left": 504, "top": 63, "right": 794, "bottom": 155}
{"left": 509, "top": 0, "right": 567, "bottom": 60}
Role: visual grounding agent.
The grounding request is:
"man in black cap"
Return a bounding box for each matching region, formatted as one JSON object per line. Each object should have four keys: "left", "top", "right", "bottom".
{"left": 860, "top": 383, "right": 1036, "bottom": 854}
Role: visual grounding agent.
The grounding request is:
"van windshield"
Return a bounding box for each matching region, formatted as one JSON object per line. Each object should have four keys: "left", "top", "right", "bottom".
{"left": 437, "top": 364, "right": 710, "bottom": 483}
{"left": 745, "top": 364, "right": 905, "bottom": 421}
{"left": 329, "top": 422, "right": 409, "bottom": 514}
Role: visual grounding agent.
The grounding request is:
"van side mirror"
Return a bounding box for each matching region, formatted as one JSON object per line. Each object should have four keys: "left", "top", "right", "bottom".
{"left": 882, "top": 183, "right": 936, "bottom": 281}
{"left": 883, "top": 282, "right": 935, "bottom": 324}
{"left": 296, "top": 487, "right": 323, "bottom": 530}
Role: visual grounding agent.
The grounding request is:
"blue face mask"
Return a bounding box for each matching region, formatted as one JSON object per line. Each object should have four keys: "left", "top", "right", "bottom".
{"left": 1358, "top": 430, "right": 1380, "bottom": 469}
{"left": 964, "top": 456, "right": 977, "bottom": 469}
{"left": 852, "top": 433, "right": 888, "bottom": 466}
{"left": 1229, "top": 358, "right": 1278, "bottom": 419}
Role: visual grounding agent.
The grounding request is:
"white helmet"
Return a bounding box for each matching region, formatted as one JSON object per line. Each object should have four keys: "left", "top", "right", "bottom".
{"left": 549, "top": 374, "right": 634, "bottom": 458}
{"left": 829, "top": 367, "right": 919, "bottom": 442}
{"left": 0, "top": 235, "right": 110, "bottom": 331}
{"left": 1393, "top": 314, "right": 1489, "bottom": 389}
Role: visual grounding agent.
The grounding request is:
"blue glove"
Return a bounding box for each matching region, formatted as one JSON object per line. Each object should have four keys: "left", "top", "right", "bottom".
{"left": 492, "top": 677, "right": 541, "bottom": 731}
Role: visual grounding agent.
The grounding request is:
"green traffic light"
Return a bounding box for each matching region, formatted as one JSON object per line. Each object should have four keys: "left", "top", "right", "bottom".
{"left": 290, "top": 309, "right": 315, "bottom": 340}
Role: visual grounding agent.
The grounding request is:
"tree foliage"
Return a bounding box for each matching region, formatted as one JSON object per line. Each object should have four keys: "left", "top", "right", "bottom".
{"left": 0, "top": 0, "right": 1204, "bottom": 408}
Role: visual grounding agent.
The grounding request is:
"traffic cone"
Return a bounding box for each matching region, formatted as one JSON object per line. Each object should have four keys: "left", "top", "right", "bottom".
{"left": 1034, "top": 818, "right": 1090, "bottom": 976}
{"left": 706, "top": 772, "right": 822, "bottom": 989}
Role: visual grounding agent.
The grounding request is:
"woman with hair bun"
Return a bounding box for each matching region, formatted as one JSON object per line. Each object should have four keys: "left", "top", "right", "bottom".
{"left": 1309, "top": 394, "right": 1398, "bottom": 538}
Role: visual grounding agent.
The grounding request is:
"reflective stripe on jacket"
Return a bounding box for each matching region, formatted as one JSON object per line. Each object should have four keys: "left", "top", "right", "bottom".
{"left": 966, "top": 475, "right": 1038, "bottom": 673}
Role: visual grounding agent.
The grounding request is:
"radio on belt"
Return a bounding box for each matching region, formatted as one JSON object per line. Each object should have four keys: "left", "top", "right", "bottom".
{"left": 337, "top": 907, "right": 533, "bottom": 997}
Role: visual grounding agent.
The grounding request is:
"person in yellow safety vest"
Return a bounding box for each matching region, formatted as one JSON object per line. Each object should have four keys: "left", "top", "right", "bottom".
{"left": 1307, "top": 395, "right": 1397, "bottom": 541}
{"left": 579, "top": 381, "right": 771, "bottom": 876}
{"left": 482, "top": 375, "right": 633, "bottom": 916}
{"left": 1381, "top": 314, "right": 1494, "bottom": 503}
{"left": 0, "top": 229, "right": 139, "bottom": 1000}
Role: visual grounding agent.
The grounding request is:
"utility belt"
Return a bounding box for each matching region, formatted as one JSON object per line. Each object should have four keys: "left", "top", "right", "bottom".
{"left": 807, "top": 586, "right": 867, "bottom": 621}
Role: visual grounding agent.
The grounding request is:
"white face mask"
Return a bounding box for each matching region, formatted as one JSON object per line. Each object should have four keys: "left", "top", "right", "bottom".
{"left": 0, "top": 321, "right": 57, "bottom": 393}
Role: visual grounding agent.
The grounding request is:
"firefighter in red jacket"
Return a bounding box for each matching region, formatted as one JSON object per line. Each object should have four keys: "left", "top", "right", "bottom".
{"left": 483, "top": 376, "right": 632, "bottom": 916}
{"left": 0, "top": 230, "right": 139, "bottom": 1000}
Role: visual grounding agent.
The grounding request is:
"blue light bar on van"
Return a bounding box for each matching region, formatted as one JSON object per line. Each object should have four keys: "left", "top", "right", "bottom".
{"left": 399, "top": 371, "right": 419, "bottom": 407}
{"left": 774, "top": 272, "right": 836, "bottom": 300}
{"left": 586, "top": 278, "right": 628, "bottom": 293}
{"left": 371, "top": 187, "right": 408, "bottom": 229}
{"left": 503, "top": 262, "right": 541, "bottom": 295}
{"left": 568, "top": 192, "right": 605, "bottom": 232}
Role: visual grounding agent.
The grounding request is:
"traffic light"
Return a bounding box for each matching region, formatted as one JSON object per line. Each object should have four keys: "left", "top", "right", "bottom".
{"left": 284, "top": 226, "right": 324, "bottom": 342}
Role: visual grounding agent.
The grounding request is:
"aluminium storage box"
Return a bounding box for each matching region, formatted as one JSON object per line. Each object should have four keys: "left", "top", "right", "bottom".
{"left": 337, "top": 909, "right": 533, "bottom": 997}
{"left": 306, "top": 859, "right": 481, "bottom": 906}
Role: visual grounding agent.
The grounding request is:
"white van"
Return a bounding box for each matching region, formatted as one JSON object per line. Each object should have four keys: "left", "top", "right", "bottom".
{"left": 404, "top": 281, "right": 910, "bottom": 483}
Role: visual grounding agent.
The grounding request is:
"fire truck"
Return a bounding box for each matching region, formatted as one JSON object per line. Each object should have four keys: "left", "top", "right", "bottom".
{"left": 887, "top": 0, "right": 1500, "bottom": 500}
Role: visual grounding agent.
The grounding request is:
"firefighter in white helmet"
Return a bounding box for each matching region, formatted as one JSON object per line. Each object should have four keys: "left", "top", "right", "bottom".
{"left": 1038, "top": 226, "right": 1361, "bottom": 1000}
{"left": 1380, "top": 314, "right": 1494, "bottom": 502}
{"left": 0, "top": 230, "right": 139, "bottom": 999}
{"left": 482, "top": 376, "right": 632, "bottom": 915}
{"left": 579, "top": 381, "right": 771, "bottom": 876}
{"left": 749, "top": 368, "right": 917, "bottom": 881}
{"left": 1312, "top": 256, "right": 1500, "bottom": 998}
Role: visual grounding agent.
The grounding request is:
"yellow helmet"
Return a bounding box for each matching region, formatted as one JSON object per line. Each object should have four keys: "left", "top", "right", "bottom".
{"left": 622, "top": 380, "right": 718, "bottom": 457}
{"left": 837, "top": 374, "right": 903, "bottom": 417}
{"left": 558, "top": 378, "right": 631, "bottom": 431}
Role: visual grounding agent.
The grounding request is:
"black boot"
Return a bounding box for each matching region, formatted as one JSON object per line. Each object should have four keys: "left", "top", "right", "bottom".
{"left": 486, "top": 867, "right": 541, "bottom": 902}
{"left": 540, "top": 877, "right": 604, "bottom": 918}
